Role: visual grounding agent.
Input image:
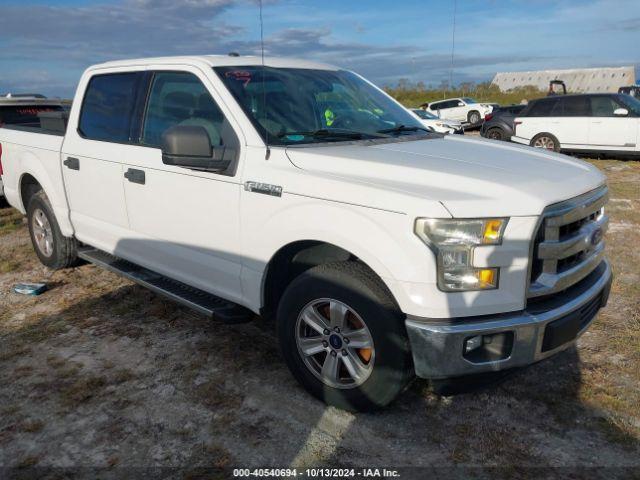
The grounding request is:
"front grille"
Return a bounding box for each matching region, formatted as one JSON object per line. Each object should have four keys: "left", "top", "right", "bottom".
{"left": 528, "top": 186, "right": 609, "bottom": 298}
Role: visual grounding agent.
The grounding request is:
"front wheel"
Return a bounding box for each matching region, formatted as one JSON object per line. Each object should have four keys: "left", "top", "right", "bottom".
{"left": 277, "top": 262, "right": 414, "bottom": 412}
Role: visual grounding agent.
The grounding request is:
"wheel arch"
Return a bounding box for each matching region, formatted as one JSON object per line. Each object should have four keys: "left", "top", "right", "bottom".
{"left": 467, "top": 109, "right": 481, "bottom": 121}
{"left": 16, "top": 157, "right": 74, "bottom": 237}
{"left": 19, "top": 172, "right": 43, "bottom": 212}
{"left": 260, "top": 239, "right": 399, "bottom": 318}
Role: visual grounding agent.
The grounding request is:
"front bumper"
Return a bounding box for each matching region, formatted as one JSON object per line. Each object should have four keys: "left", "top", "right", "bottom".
{"left": 406, "top": 260, "right": 612, "bottom": 379}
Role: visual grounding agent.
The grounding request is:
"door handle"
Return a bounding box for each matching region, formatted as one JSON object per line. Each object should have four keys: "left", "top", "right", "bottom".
{"left": 124, "top": 168, "right": 145, "bottom": 185}
{"left": 63, "top": 157, "right": 80, "bottom": 170}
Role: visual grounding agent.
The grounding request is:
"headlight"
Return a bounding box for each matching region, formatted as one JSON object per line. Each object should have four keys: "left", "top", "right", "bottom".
{"left": 414, "top": 218, "right": 508, "bottom": 292}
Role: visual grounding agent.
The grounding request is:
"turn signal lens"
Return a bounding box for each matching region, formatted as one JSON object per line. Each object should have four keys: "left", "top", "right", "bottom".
{"left": 483, "top": 219, "right": 504, "bottom": 243}
{"left": 477, "top": 268, "right": 496, "bottom": 287}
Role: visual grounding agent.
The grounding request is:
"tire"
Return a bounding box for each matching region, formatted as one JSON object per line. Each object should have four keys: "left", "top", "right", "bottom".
{"left": 486, "top": 127, "right": 505, "bottom": 141}
{"left": 531, "top": 133, "right": 560, "bottom": 152}
{"left": 468, "top": 110, "right": 481, "bottom": 124}
{"left": 27, "top": 190, "right": 77, "bottom": 269}
{"left": 277, "top": 261, "right": 414, "bottom": 412}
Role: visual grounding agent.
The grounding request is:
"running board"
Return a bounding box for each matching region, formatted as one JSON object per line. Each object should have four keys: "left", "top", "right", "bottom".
{"left": 77, "top": 247, "right": 254, "bottom": 324}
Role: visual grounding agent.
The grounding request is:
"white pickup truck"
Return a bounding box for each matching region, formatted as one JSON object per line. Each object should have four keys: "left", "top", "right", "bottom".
{"left": 0, "top": 55, "right": 612, "bottom": 411}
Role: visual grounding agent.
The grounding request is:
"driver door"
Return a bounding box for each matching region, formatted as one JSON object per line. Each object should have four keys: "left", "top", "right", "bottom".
{"left": 120, "top": 69, "right": 245, "bottom": 303}
{"left": 588, "top": 96, "right": 638, "bottom": 149}
{"left": 447, "top": 99, "right": 467, "bottom": 121}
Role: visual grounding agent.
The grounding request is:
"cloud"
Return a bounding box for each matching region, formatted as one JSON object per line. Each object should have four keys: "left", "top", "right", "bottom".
{"left": 0, "top": 0, "right": 637, "bottom": 97}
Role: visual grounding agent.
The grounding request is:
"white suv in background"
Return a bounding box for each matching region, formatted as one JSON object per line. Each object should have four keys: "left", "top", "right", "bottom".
{"left": 511, "top": 93, "right": 640, "bottom": 156}
{"left": 425, "top": 97, "right": 493, "bottom": 125}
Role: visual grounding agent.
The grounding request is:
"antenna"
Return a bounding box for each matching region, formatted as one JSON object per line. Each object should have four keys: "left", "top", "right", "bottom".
{"left": 259, "top": 0, "right": 270, "bottom": 160}
{"left": 449, "top": 0, "right": 457, "bottom": 93}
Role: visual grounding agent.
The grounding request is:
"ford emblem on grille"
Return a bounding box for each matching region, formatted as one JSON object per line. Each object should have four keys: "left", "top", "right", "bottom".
{"left": 591, "top": 228, "right": 603, "bottom": 246}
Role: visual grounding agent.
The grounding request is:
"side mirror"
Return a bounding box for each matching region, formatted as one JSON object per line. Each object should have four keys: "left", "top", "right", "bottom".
{"left": 161, "top": 125, "right": 229, "bottom": 172}
{"left": 613, "top": 108, "right": 629, "bottom": 117}
{"left": 457, "top": 101, "right": 465, "bottom": 107}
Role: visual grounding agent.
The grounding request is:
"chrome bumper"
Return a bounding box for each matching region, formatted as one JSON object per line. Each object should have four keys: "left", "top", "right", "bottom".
{"left": 406, "top": 260, "right": 612, "bottom": 379}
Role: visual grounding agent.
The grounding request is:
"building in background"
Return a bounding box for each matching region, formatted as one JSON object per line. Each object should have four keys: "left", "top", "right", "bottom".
{"left": 491, "top": 66, "right": 636, "bottom": 93}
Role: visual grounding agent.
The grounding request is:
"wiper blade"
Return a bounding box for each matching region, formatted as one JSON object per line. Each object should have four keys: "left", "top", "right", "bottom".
{"left": 377, "top": 124, "right": 430, "bottom": 135}
{"left": 278, "top": 129, "right": 387, "bottom": 140}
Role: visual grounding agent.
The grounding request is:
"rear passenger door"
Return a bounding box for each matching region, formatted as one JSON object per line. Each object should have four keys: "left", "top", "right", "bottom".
{"left": 547, "top": 96, "right": 591, "bottom": 146}
{"left": 588, "top": 96, "right": 638, "bottom": 149}
{"left": 514, "top": 98, "right": 558, "bottom": 142}
{"left": 61, "top": 72, "right": 145, "bottom": 252}
{"left": 120, "top": 68, "right": 245, "bottom": 303}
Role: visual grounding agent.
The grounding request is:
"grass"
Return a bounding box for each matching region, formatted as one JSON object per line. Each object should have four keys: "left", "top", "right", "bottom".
{"left": 59, "top": 375, "right": 107, "bottom": 407}
{"left": 0, "top": 157, "right": 638, "bottom": 468}
{"left": 385, "top": 81, "right": 547, "bottom": 108}
{"left": 0, "top": 208, "right": 24, "bottom": 236}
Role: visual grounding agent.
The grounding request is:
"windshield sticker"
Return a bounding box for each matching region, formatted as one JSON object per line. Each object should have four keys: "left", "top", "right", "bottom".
{"left": 225, "top": 70, "right": 252, "bottom": 87}
{"left": 324, "top": 108, "right": 335, "bottom": 126}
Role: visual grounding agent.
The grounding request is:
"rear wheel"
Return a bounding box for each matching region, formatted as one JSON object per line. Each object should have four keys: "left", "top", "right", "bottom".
{"left": 468, "top": 110, "right": 481, "bottom": 124}
{"left": 486, "top": 127, "right": 505, "bottom": 141}
{"left": 277, "top": 262, "right": 413, "bottom": 412}
{"left": 27, "top": 190, "right": 77, "bottom": 269}
{"left": 531, "top": 133, "right": 560, "bottom": 152}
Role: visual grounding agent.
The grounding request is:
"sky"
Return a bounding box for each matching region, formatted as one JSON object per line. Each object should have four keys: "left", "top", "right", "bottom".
{"left": 0, "top": 0, "right": 638, "bottom": 98}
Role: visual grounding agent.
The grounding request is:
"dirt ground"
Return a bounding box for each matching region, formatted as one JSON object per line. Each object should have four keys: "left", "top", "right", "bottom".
{"left": 0, "top": 158, "right": 639, "bottom": 479}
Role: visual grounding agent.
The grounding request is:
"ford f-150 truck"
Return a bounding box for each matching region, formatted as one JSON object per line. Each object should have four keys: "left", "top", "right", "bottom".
{"left": 0, "top": 56, "right": 611, "bottom": 411}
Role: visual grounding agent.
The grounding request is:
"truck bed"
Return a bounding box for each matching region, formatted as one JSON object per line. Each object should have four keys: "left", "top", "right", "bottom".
{"left": 0, "top": 127, "right": 68, "bottom": 226}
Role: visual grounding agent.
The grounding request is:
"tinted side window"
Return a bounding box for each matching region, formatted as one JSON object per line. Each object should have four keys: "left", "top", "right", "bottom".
{"left": 552, "top": 96, "right": 590, "bottom": 116}
{"left": 79, "top": 73, "right": 140, "bottom": 142}
{"left": 141, "top": 72, "right": 227, "bottom": 147}
{"left": 526, "top": 98, "right": 557, "bottom": 117}
{"left": 430, "top": 102, "right": 443, "bottom": 110}
{"left": 590, "top": 96, "right": 621, "bottom": 117}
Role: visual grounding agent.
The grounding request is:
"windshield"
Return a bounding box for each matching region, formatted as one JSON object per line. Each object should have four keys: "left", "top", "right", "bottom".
{"left": 215, "top": 66, "right": 426, "bottom": 145}
{"left": 462, "top": 97, "right": 477, "bottom": 104}
{"left": 619, "top": 94, "right": 640, "bottom": 116}
{"left": 412, "top": 109, "right": 438, "bottom": 119}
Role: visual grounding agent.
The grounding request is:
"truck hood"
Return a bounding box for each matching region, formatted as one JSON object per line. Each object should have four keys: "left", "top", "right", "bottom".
{"left": 285, "top": 135, "right": 606, "bottom": 218}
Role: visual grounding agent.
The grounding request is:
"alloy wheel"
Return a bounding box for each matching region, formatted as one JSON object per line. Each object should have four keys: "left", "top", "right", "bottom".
{"left": 32, "top": 208, "right": 54, "bottom": 257}
{"left": 295, "top": 298, "right": 375, "bottom": 389}
{"left": 533, "top": 136, "right": 556, "bottom": 150}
